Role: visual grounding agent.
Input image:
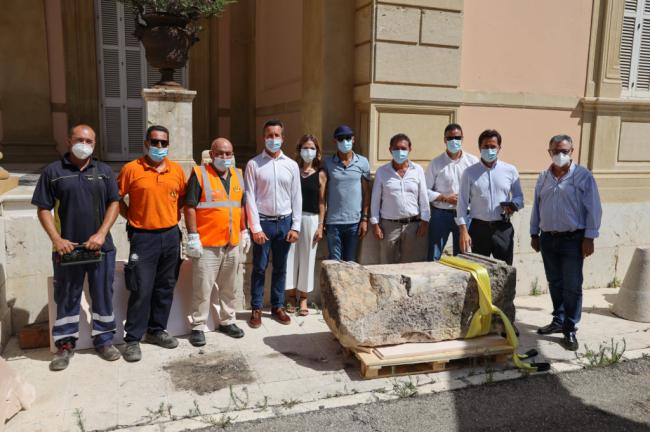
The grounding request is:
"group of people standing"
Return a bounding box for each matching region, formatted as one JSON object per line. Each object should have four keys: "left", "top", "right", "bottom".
{"left": 32, "top": 118, "right": 602, "bottom": 372}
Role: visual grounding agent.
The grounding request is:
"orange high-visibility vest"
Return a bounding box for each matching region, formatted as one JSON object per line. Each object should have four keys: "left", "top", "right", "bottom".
{"left": 194, "top": 164, "right": 245, "bottom": 247}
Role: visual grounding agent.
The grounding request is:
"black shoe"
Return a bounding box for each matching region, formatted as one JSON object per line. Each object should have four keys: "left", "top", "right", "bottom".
{"left": 218, "top": 324, "right": 245, "bottom": 339}
{"left": 145, "top": 330, "right": 179, "bottom": 349}
{"left": 563, "top": 332, "right": 579, "bottom": 351}
{"left": 190, "top": 330, "right": 206, "bottom": 347}
{"left": 123, "top": 341, "right": 142, "bottom": 362}
{"left": 537, "top": 321, "right": 564, "bottom": 335}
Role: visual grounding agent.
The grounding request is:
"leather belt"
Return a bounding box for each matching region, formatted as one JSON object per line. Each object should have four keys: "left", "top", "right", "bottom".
{"left": 259, "top": 214, "right": 291, "bottom": 221}
{"left": 383, "top": 216, "right": 420, "bottom": 224}
{"left": 543, "top": 229, "right": 585, "bottom": 238}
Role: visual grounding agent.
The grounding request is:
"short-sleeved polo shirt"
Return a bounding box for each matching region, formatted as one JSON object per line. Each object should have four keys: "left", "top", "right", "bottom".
{"left": 117, "top": 157, "right": 187, "bottom": 230}
{"left": 323, "top": 152, "right": 371, "bottom": 224}
{"left": 31, "top": 155, "right": 121, "bottom": 252}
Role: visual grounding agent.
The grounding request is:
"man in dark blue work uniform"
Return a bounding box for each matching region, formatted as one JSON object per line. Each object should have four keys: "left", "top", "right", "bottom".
{"left": 32, "top": 124, "right": 121, "bottom": 371}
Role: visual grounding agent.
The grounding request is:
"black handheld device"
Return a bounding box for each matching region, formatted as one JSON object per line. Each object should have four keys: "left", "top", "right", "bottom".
{"left": 60, "top": 246, "right": 103, "bottom": 266}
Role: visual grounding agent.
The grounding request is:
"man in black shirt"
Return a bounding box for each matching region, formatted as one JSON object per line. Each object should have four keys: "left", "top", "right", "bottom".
{"left": 32, "top": 125, "right": 121, "bottom": 371}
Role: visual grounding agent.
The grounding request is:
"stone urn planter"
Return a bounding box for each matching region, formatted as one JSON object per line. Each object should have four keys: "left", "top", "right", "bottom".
{"left": 119, "top": 0, "right": 236, "bottom": 86}
{"left": 135, "top": 13, "right": 199, "bottom": 86}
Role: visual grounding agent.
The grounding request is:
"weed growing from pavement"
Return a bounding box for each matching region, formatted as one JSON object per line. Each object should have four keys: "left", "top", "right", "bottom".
{"left": 529, "top": 277, "right": 542, "bottom": 296}
{"left": 577, "top": 338, "right": 627, "bottom": 367}
{"left": 228, "top": 385, "right": 249, "bottom": 410}
{"left": 484, "top": 364, "right": 495, "bottom": 384}
{"left": 281, "top": 398, "right": 301, "bottom": 409}
{"left": 188, "top": 400, "right": 202, "bottom": 417}
{"left": 311, "top": 302, "right": 321, "bottom": 314}
{"left": 607, "top": 277, "right": 621, "bottom": 288}
{"left": 201, "top": 414, "right": 237, "bottom": 428}
{"left": 73, "top": 408, "right": 86, "bottom": 432}
{"left": 254, "top": 396, "right": 269, "bottom": 412}
{"left": 392, "top": 378, "right": 418, "bottom": 398}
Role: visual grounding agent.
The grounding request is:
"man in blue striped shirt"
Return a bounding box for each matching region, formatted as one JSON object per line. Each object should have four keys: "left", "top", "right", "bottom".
{"left": 530, "top": 134, "right": 602, "bottom": 351}
{"left": 456, "top": 129, "right": 524, "bottom": 265}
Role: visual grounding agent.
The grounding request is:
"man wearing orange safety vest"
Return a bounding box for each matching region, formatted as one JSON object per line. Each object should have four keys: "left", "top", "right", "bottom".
{"left": 184, "top": 138, "right": 251, "bottom": 347}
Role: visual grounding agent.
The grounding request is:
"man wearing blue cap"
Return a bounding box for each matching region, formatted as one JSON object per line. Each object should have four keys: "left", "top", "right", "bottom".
{"left": 322, "top": 125, "right": 371, "bottom": 261}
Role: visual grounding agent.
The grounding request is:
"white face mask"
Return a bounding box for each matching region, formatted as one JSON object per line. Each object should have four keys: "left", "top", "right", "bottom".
{"left": 71, "top": 143, "right": 93, "bottom": 160}
{"left": 300, "top": 148, "right": 317, "bottom": 162}
{"left": 552, "top": 152, "right": 571, "bottom": 168}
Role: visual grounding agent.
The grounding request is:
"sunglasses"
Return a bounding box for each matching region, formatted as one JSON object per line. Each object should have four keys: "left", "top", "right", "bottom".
{"left": 150, "top": 139, "right": 169, "bottom": 147}
{"left": 337, "top": 135, "right": 353, "bottom": 141}
{"left": 446, "top": 136, "right": 463, "bottom": 140}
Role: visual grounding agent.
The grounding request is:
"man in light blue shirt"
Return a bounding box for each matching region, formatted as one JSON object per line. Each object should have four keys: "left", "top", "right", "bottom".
{"left": 456, "top": 129, "right": 524, "bottom": 265}
{"left": 530, "top": 134, "right": 602, "bottom": 351}
{"left": 323, "top": 125, "right": 371, "bottom": 261}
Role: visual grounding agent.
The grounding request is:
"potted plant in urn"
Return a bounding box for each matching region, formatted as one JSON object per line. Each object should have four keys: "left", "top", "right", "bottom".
{"left": 118, "top": 0, "right": 235, "bottom": 86}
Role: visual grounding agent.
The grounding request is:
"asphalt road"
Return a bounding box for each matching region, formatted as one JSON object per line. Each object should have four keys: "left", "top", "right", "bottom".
{"left": 201, "top": 357, "right": 650, "bottom": 432}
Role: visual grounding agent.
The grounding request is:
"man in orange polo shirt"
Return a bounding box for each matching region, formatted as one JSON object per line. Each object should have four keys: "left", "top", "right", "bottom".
{"left": 117, "top": 125, "right": 186, "bottom": 362}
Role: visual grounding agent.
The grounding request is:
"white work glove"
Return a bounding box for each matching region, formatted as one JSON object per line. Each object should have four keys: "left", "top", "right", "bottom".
{"left": 187, "top": 233, "right": 203, "bottom": 258}
{"left": 240, "top": 230, "right": 251, "bottom": 254}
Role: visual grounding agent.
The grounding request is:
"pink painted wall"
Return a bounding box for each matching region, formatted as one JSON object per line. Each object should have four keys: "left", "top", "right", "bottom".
{"left": 254, "top": 0, "right": 302, "bottom": 151}
{"left": 460, "top": 0, "right": 593, "bottom": 96}
{"left": 457, "top": 106, "right": 583, "bottom": 173}
{"left": 218, "top": 8, "right": 231, "bottom": 139}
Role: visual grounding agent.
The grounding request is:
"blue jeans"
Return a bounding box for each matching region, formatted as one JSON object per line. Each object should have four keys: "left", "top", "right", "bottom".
{"left": 251, "top": 215, "right": 292, "bottom": 309}
{"left": 326, "top": 223, "right": 360, "bottom": 261}
{"left": 428, "top": 207, "right": 462, "bottom": 261}
{"left": 540, "top": 231, "right": 585, "bottom": 334}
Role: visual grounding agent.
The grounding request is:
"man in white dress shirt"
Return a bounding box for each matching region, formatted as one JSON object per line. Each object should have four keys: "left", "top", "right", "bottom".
{"left": 456, "top": 129, "right": 524, "bottom": 265}
{"left": 425, "top": 123, "right": 479, "bottom": 260}
{"left": 245, "top": 120, "right": 302, "bottom": 328}
{"left": 371, "top": 133, "right": 430, "bottom": 264}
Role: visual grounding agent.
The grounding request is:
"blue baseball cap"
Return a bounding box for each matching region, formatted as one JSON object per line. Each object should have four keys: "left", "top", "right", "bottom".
{"left": 333, "top": 125, "right": 354, "bottom": 138}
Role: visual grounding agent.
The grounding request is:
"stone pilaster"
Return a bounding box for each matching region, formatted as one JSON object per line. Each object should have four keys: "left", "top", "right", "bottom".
{"left": 142, "top": 87, "right": 197, "bottom": 177}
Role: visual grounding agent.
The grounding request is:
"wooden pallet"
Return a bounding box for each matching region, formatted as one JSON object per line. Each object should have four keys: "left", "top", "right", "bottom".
{"left": 348, "top": 335, "right": 514, "bottom": 379}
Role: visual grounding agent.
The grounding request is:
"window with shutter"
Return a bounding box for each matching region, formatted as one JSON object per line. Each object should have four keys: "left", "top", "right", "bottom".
{"left": 621, "top": 0, "right": 650, "bottom": 97}
{"left": 95, "top": 0, "right": 187, "bottom": 161}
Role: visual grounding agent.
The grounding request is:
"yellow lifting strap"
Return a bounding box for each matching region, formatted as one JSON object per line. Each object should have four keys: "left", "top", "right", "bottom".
{"left": 439, "top": 255, "right": 539, "bottom": 371}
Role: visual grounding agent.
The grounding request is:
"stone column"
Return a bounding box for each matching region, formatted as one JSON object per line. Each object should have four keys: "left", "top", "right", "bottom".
{"left": 142, "top": 87, "right": 197, "bottom": 176}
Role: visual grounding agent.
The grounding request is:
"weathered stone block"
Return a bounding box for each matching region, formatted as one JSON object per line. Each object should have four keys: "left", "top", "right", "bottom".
{"left": 376, "top": 5, "right": 420, "bottom": 43}
{"left": 320, "top": 254, "right": 516, "bottom": 348}
{"left": 420, "top": 10, "right": 462, "bottom": 46}
{"left": 374, "top": 42, "right": 460, "bottom": 86}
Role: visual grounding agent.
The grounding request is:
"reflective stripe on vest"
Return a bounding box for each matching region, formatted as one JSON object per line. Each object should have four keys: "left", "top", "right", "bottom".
{"left": 195, "top": 164, "right": 244, "bottom": 247}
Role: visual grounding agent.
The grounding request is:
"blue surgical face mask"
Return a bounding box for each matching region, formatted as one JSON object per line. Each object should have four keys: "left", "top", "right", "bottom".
{"left": 391, "top": 149, "right": 409, "bottom": 164}
{"left": 265, "top": 138, "right": 282, "bottom": 153}
{"left": 446, "top": 139, "right": 462, "bottom": 154}
{"left": 480, "top": 148, "right": 498, "bottom": 163}
{"left": 148, "top": 146, "right": 168, "bottom": 162}
{"left": 336, "top": 139, "right": 353, "bottom": 153}
{"left": 213, "top": 157, "right": 233, "bottom": 172}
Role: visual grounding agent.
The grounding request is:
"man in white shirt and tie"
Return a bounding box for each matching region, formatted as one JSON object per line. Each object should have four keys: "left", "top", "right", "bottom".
{"left": 425, "top": 123, "right": 479, "bottom": 260}
{"left": 371, "top": 133, "right": 430, "bottom": 264}
{"left": 456, "top": 129, "right": 524, "bottom": 265}
{"left": 245, "top": 120, "right": 302, "bottom": 328}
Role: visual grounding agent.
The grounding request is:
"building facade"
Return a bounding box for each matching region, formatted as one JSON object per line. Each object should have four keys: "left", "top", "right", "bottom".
{"left": 0, "top": 0, "right": 648, "bottom": 346}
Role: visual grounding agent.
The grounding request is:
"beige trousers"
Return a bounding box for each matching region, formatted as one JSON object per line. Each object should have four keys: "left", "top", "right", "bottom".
{"left": 191, "top": 245, "right": 240, "bottom": 331}
{"left": 378, "top": 219, "right": 427, "bottom": 264}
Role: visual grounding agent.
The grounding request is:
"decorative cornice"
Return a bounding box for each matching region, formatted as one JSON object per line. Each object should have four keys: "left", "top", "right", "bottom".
{"left": 580, "top": 97, "right": 650, "bottom": 112}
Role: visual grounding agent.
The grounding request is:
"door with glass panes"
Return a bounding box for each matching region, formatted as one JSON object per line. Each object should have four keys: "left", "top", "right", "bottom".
{"left": 95, "top": 0, "right": 186, "bottom": 161}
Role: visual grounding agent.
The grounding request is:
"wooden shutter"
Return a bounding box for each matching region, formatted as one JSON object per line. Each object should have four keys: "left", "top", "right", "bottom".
{"left": 621, "top": 0, "right": 650, "bottom": 97}
{"left": 96, "top": 0, "right": 187, "bottom": 161}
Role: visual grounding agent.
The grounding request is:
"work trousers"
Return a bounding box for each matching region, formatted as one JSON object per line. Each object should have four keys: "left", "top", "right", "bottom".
{"left": 468, "top": 219, "right": 514, "bottom": 265}
{"left": 540, "top": 231, "right": 585, "bottom": 334}
{"left": 124, "top": 226, "right": 181, "bottom": 342}
{"left": 378, "top": 219, "right": 427, "bottom": 264}
{"left": 286, "top": 212, "right": 319, "bottom": 293}
{"left": 191, "top": 244, "right": 240, "bottom": 331}
{"left": 51, "top": 249, "right": 116, "bottom": 348}
{"left": 251, "top": 215, "right": 292, "bottom": 309}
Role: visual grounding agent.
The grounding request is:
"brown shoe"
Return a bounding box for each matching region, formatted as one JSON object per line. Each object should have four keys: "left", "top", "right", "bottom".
{"left": 249, "top": 309, "right": 262, "bottom": 328}
{"left": 271, "top": 307, "right": 291, "bottom": 325}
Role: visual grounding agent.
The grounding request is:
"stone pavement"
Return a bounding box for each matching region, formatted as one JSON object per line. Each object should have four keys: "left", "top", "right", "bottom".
{"left": 3, "top": 288, "right": 650, "bottom": 432}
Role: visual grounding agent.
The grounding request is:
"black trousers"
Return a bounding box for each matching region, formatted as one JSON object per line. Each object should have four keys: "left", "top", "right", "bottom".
{"left": 124, "top": 226, "right": 181, "bottom": 342}
{"left": 468, "top": 219, "right": 514, "bottom": 265}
